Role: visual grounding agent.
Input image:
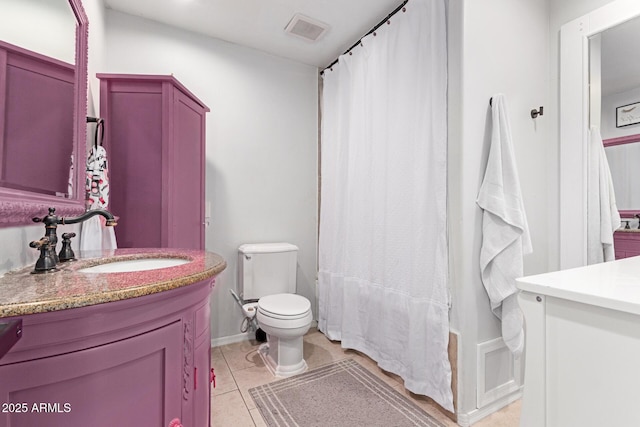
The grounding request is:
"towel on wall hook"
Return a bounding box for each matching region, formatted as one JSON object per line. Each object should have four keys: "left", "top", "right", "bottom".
{"left": 477, "top": 94, "right": 532, "bottom": 357}
{"left": 81, "top": 118, "right": 117, "bottom": 251}
{"left": 488, "top": 98, "right": 544, "bottom": 119}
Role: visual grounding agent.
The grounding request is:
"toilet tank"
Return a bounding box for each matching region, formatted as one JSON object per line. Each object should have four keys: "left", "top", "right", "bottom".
{"left": 238, "top": 243, "right": 298, "bottom": 300}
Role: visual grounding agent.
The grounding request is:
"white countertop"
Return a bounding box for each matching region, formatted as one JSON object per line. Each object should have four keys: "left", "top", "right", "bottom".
{"left": 516, "top": 256, "right": 640, "bottom": 315}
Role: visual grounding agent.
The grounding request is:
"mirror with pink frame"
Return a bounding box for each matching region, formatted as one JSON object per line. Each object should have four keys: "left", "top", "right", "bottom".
{"left": 0, "top": 0, "right": 88, "bottom": 225}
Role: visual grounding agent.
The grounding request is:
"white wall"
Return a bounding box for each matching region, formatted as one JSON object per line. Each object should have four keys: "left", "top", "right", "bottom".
{"left": 449, "top": 0, "right": 550, "bottom": 421}
{"left": 83, "top": 0, "right": 106, "bottom": 116}
{"left": 103, "top": 11, "right": 319, "bottom": 342}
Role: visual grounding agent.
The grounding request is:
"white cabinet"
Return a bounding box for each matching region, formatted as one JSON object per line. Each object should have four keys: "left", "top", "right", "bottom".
{"left": 518, "top": 257, "right": 640, "bottom": 427}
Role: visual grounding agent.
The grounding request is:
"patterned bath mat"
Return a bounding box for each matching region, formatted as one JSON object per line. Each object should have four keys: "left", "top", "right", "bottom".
{"left": 249, "top": 358, "right": 446, "bottom": 427}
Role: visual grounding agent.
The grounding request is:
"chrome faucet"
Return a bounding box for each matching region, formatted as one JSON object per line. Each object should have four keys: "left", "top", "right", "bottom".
{"left": 30, "top": 207, "right": 117, "bottom": 273}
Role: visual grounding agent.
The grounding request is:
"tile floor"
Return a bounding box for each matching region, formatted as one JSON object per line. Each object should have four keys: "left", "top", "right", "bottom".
{"left": 210, "top": 328, "right": 521, "bottom": 426}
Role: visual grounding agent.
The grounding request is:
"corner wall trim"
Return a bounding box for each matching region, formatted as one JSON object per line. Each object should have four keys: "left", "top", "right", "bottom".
{"left": 457, "top": 389, "right": 522, "bottom": 427}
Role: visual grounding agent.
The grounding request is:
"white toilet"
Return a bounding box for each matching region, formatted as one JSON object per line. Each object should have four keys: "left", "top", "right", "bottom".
{"left": 238, "top": 243, "right": 312, "bottom": 377}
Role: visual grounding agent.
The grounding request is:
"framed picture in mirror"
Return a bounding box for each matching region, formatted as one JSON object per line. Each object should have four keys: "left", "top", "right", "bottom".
{"left": 616, "top": 101, "right": 640, "bottom": 127}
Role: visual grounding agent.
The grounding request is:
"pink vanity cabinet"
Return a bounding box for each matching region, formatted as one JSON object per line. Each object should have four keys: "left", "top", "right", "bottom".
{"left": 98, "top": 74, "right": 209, "bottom": 250}
{"left": 0, "top": 279, "right": 214, "bottom": 427}
{"left": 613, "top": 230, "right": 640, "bottom": 259}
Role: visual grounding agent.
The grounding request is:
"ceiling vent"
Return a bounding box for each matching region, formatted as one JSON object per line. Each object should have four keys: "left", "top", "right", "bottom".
{"left": 285, "top": 13, "right": 329, "bottom": 42}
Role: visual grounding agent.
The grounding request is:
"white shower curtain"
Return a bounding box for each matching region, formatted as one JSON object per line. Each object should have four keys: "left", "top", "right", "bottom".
{"left": 318, "top": 0, "right": 451, "bottom": 411}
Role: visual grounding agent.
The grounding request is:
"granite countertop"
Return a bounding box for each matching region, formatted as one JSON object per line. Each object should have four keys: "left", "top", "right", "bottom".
{"left": 616, "top": 228, "right": 640, "bottom": 233}
{"left": 0, "top": 248, "right": 226, "bottom": 318}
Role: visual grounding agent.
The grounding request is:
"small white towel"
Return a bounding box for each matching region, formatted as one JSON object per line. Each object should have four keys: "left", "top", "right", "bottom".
{"left": 477, "top": 94, "right": 532, "bottom": 357}
{"left": 587, "top": 127, "right": 620, "bottom": 264}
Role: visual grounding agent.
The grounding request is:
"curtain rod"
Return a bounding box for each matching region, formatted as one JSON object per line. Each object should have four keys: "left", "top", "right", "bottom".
{"left": 321, "top": 0, "right": 409, "bottom": 74}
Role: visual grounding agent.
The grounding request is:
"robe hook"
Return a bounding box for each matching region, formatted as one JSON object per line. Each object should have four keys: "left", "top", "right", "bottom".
{"left": 531, "top": 106, "right": 544, "bottom": 119}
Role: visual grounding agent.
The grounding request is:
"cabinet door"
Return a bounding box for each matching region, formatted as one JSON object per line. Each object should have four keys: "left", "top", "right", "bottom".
{"left": 0, "top": 321, "right": 182, "bottom": 427}
{"left": 107, "top": 85, "right": 164, "bottom": 248}
{"left": 169, "top": 88, "right": 205, "bottom": 249}
{"left": 193, "top": 340, "right": 211, "bottom": 427}
{"left": 186, "top": 301, "right": 211, "bottom": 427}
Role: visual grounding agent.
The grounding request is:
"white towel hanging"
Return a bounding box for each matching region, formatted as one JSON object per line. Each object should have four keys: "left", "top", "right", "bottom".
{"left": 477, "top": 93, "right": 532, "bottom": 357}
{"left": 587, "top": 126, "right": 620, "bottom": 264}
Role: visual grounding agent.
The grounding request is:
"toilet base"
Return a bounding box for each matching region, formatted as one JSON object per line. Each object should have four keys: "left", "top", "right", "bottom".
{"left": 258, "top": 338, "right": 308, "bottom": 377}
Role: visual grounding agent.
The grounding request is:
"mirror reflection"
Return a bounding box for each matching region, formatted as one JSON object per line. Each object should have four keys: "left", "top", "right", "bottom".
{"left": 0, "top": 0, "right": 77, "bottom": 197}
{"left": 0, "top": 0, "right": 75, "bottom": 64}
{"left": 599, "top": 17, "right": 640, "bottom": 213}
{"left": 590, "top": 16, "right": 640, "bottom": 260}
{"left": 604, "top": 140, "right": 640, "bottom": 211}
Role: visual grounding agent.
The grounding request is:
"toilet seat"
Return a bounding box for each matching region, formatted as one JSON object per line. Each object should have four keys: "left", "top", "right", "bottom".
{"left": 258, "top": 294, "right": 311, "bottom": 319}
{"left": 257, "top": 293, "right": 312, "bottom": 330}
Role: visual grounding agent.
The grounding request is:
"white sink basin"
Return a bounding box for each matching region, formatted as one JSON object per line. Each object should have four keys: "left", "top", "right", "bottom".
{"left": 78, "top": 258, "right": 190, "bottom": 273}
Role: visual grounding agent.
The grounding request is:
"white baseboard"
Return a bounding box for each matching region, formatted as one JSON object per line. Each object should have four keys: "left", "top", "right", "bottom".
{"left": 211, "top": 332, "right": 251, "bottom": 348}
{"left": 210, "top": 320, "right": 319, "bottom": 348}
{"left": 456, "top": 389, "right": 523, "bottom": 427}
{"left": 452, "top": 337, "right": 525, "bottom": 426}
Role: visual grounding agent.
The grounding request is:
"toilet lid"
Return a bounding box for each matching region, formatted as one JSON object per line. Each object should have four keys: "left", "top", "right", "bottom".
{"left": 258, "top": 293, "right": 311, "bottom": 317}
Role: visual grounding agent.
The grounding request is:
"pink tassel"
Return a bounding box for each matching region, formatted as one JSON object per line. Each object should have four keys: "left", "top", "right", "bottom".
{"left": 168, "top": 419, "right": 183, "bottom": 427}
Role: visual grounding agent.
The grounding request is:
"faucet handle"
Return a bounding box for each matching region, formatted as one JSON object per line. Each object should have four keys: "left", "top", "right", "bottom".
{"left": 59, "top": 233, "right": 76, "bottom": 262}
{"left": 29, "top": 237, "right": 50, "bottom": 249}
{"left": 29, "top": 237, "right": 56, "bottom": 273}
{"left": 32, "top": 207, "right": 58, "bottom": 224}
